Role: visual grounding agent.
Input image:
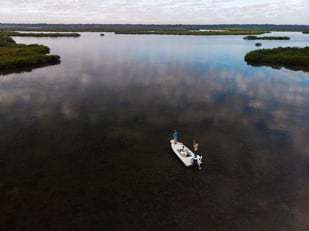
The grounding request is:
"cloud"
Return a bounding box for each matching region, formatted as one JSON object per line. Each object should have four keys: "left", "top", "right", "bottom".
{"left": 0, "top": 0, "right": 308, "bottom": 24}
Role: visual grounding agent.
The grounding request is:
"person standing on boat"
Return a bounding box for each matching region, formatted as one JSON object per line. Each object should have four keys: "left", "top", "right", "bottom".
{"left": 173, "top": 130, "right": 178, "bottom": 144}
{"left": 193, "top": 140, "right": 199, "bottom": 157}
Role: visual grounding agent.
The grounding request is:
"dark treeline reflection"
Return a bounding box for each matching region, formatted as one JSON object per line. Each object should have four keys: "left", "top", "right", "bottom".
{"left": 0, "top": 33, "right": 309, "bottom": 230}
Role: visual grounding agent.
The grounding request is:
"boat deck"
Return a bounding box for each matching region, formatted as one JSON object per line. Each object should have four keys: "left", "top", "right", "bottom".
{"left": 170, "top": 140, "right": 195, "bottom": 167}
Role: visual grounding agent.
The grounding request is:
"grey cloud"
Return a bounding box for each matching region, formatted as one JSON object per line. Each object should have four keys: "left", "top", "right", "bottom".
{"left": 0, "top": 0, "right": 308, "bottom": 24}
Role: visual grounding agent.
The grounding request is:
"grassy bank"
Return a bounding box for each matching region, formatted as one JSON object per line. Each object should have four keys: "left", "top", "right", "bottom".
{"left": 0, "top": 33, "right": 60, "bottom": 74}
{"left": 8, "top": 32, "right": 80, "bottom": 37}
{"left": 243, "top": 35, "right": 290, "bottom": 40}
{"left": 245, "top": 47, "right": 309, "bottom": 72}
{"left": 113, "top": 28, "right": 266, "bottom": 35}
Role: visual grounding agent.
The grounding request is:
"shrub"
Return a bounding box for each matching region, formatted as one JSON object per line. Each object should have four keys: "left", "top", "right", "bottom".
{"left": 245, "top": 47, "right": 309, "bottom": 72}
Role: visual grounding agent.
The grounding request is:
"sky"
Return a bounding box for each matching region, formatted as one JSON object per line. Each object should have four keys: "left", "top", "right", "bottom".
{"left": 1, "top": 0, "right": 308, "bottom": 25}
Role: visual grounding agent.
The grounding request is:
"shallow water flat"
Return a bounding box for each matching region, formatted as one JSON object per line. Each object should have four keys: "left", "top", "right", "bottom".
{"left": 0, "top": 32, "right": 308, "bottom": 230}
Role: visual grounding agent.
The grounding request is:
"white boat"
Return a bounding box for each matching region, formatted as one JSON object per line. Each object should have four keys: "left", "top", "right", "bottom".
{"left": 170, "top": 139, "right": 203, "bottom": 168}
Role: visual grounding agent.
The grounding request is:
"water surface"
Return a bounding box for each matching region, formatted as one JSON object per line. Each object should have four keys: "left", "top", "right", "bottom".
{"left": 0, "top": 32, "right": 308, "bottom": 230}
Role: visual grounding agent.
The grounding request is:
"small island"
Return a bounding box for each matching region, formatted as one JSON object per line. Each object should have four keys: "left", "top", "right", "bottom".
{"left": 243, "top": 35, "right": 290, "bottom": 40}
{"left": 245, "top": 47, "right": 309, "bottom": 72}
{"left": 0, "top": 33, "right": 60, "bottom": 74}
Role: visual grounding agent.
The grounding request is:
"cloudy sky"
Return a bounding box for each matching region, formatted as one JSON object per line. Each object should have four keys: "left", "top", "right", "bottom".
{"left": 1, "top": 0, "right": 308, "bottom": 24}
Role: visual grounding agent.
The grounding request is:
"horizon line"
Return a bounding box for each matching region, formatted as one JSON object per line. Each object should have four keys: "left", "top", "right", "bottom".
{"left": 1, "top": 23, "right": 309, "bottom": 26}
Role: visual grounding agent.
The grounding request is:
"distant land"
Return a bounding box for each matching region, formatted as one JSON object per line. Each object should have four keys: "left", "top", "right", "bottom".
{"left": 0, "top": 23, "right": 309, "bottom": 32}
{"left": 7, "top": 32, "right": 81, "bottom": 37}
{"left": 243, "top": 35, "right": 290, "bottom": 40}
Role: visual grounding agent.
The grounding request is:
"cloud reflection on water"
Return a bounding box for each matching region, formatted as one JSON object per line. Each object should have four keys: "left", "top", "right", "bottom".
{"left": 1, "top": 54, "right": 309, "bottom": 157}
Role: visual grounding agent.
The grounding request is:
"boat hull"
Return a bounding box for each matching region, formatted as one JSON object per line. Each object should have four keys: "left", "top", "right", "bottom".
{"left": 170, "top": 140, "right": 194, "bottom": 167}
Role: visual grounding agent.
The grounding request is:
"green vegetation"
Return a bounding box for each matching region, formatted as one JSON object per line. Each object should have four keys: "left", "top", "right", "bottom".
{"left": 0, "top": 33, "right": 60, "bottom": 74}
{"left": 0, "top": 23, "right": 269, "bottom": 35}
{"left": 0, "top": 33, "right": 15, "bottom": 46}
{"left": 303, "top": 31, "right": 309, "bottom": 34}
{"left": 8, "top": 32, "right": 80, "bottom": 37}
{"left": 243, "top": 35, "right": 290, "bottom": 40}
{"left": 245, "top": 47, "right": 309, "bottom": 72}
{"left": 113, "top": 28, "right": 266, "bottom": 35}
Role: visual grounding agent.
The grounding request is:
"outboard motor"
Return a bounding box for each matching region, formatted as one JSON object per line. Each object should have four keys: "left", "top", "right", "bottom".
{"left": 193, "top": 155, "right": 203, "bottom": 169}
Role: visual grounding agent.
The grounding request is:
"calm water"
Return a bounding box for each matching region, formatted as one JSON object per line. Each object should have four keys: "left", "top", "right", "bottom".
{"left": 1, "top": 32, "right": 309, "bottom": 230}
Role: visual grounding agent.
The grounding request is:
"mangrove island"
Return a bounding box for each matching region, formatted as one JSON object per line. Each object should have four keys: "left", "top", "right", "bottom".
{"left": 0, "top": 33, "right": 61, "bottom": 74}
{"left": 243, "top": 35, "right": 290, "bottom": 40}
{"left": 245, "top": 46, "right": 309, "bottom": 72}
{"left": 8, "top": 32, "right": 81, "bottom": 37}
